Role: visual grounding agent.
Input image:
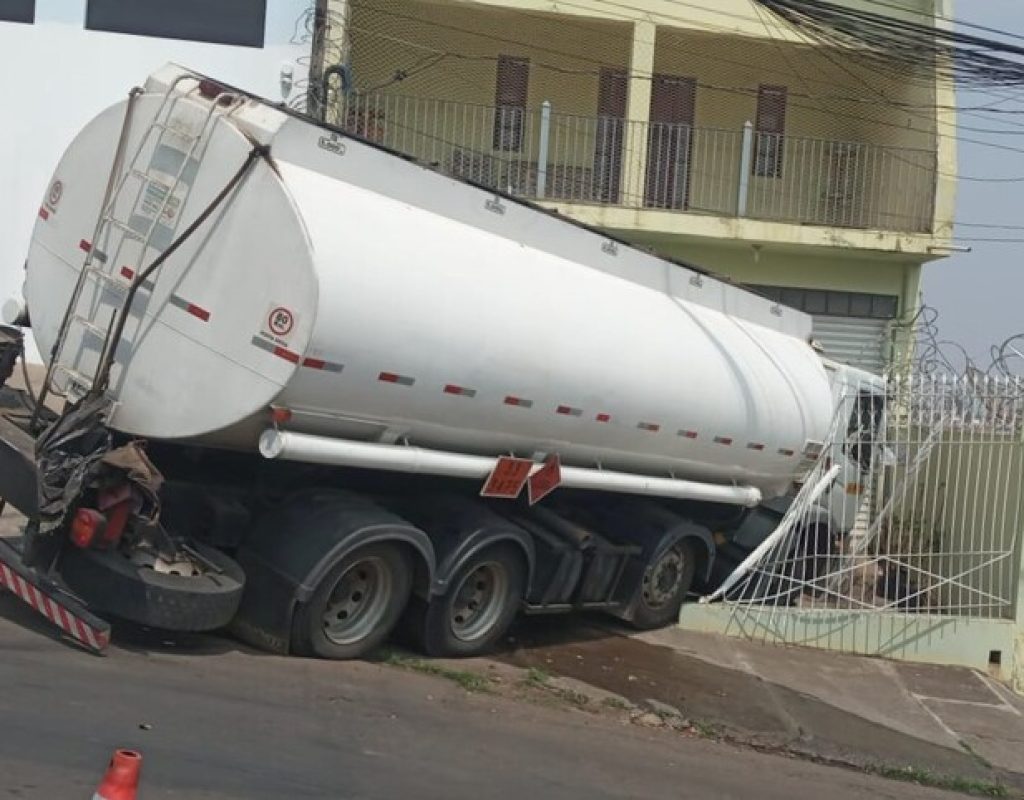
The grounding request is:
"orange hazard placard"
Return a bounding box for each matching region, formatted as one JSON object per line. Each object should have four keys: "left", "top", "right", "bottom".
{"left": 527, "top": 454, "right": 562, "bottom": 505}
{"left": 480, "top": 456, "right": 533, "bottom": 499}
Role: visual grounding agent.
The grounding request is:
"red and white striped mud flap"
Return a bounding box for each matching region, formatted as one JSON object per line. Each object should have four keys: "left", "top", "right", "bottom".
{"left": 0, "top": 537, "right": 110, "bottom": 653}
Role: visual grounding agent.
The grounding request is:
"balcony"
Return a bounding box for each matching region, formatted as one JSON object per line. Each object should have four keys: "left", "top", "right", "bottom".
{"left": 337, "top": 92, "right": 938, "bottom": 236}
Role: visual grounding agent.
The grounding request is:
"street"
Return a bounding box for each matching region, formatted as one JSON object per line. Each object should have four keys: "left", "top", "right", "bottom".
{"left": 0, "top": 592, "right": 968, "bottom": 800}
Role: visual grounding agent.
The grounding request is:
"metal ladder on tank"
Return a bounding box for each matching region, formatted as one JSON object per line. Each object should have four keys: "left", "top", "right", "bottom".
{"left": 35, "top": 77, "right": 240, "bottom": 421}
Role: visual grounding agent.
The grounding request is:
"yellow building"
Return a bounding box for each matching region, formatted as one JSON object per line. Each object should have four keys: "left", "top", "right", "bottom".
{"left": 313, "top": 0, "right": 955, "bottom": 372}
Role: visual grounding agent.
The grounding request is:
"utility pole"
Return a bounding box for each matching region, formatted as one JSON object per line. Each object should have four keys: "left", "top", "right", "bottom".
{"left": 306, "top": 0, "right": 351, "bottom": 123}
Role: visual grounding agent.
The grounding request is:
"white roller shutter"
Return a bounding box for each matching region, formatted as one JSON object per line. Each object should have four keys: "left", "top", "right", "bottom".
{"left": 812, "top": 315, "right": 891, "bottom": 374}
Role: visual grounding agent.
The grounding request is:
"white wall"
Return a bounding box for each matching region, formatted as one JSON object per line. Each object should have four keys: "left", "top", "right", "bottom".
{"left": 0, "top": 0, "right": 313, "bottom": 359}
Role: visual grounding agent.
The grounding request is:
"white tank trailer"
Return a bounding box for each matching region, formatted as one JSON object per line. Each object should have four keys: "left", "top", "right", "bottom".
{"left": 0, "top": 66, "right": 874, "bottom": 659}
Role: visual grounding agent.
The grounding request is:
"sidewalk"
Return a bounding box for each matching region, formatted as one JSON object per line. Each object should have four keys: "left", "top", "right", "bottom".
{"left": 497, "top": 617, "right": 1024, "bottom": 790}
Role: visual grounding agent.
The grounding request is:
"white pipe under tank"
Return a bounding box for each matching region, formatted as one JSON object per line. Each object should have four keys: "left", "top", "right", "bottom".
{"left": 259, "top": 429, "right": 763, "bottom": 507}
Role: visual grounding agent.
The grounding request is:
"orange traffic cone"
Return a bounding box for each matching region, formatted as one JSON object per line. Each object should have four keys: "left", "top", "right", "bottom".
{"left": 92, "top": 749, "right": 141, "bottom": 800}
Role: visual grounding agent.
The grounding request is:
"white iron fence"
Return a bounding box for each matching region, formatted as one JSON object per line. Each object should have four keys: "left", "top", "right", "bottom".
{"left": 336, "top": 92, "right": 937, "bottom": 234}
{"left": 712, "top": 375, "right": 1023, "bottom": 650}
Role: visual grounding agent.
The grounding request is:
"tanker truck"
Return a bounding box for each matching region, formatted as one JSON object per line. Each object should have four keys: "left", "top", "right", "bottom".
{"left": 0, "top": 65, "right": 882, "bottom": 659}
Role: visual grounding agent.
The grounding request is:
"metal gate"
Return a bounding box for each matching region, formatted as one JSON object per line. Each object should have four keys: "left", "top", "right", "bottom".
{"left": 702, "top": 374, "right": 1024, "bottom": 674}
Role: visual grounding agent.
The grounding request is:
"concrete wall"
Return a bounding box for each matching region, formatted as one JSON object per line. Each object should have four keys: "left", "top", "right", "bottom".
{"left": 429, "top": 0, "right": 939, "bottom": 42}
{"left": 349, "top": 0, "right": 631, "bottom": 116}
{"left": 612, "top": 234, "right": 917, "bottom": 308}
{"left": 346, "top": 0, "right": 950, "bottom": 249}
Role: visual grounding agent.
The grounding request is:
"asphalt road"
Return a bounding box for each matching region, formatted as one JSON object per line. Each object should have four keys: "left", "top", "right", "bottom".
{"left": 0, "top": 593, "right": 964, "bottom": 800}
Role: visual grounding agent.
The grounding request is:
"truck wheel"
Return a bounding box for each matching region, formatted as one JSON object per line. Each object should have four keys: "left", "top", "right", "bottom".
{"left": 420, "top": 543, "right": 525, "bottom": 658}
{"left": 629, "top": 540, "right": 697, "bottom": 630}
{"left": 59, "top": 541, "right": 245, "bottom": 632}
{"left": 292, "top": 543, "right": 412, "bottom": 660}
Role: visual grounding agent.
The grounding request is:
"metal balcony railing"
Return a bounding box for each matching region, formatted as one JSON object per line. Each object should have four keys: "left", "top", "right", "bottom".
{"left": 336, "top": 92, "right": 938, "bottom": 235}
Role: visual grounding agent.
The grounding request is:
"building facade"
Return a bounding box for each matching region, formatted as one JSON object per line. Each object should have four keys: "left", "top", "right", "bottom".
{"left": 314, "top": 0, "right": 956, "bottom": 373}
{"left": 0, "top": 0, "right": 314, "bottom": 355}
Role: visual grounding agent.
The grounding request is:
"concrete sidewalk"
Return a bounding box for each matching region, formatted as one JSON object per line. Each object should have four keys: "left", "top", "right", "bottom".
{"left": 499, "top": 617, "right": 1024, "bottom": 791}
{"left": 640, "top": 626, "right": 1024, "bottom": 773}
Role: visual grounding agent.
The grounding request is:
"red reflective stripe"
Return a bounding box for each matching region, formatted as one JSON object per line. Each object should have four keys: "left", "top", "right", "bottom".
{"left": 58, "top": 605, "right": 75, "bottom": 634}
{"left": 679, "top": 430, "right": 698, "bottom": 439}
{"left": 31, "top": 586, "right": 48, "bottom": 613}
{"left": 556, "top": 405, "right": 579, "bottom": 416}
{"left": 38, "top": 206, "right": 49, "bottom": 220}
{"left": 378, "top": 372, "right": 399, "bottom": 383}
{"left": 186, "top": 303, "right": 210, "bottom": 322}
{"left": 44, "top": 596, "right": 62, "bottom": 626}
{"left": 714, "top": 436, "right": 733, "bottom": 445}
{"left": 15, "top": 575, "right": 36, "bottom": 610}
{"left": 273, "top": 346, "right": 300, "bottom": 364}
{"left": 504, "top": 395, "right": 531, "bottom": 407}
{"left": 79, "top": 239, "right": 91, "bottom": 253}
{"left": 73, "top": 617, "right": 91, "bottom": 645}
{"left": 596, "top": 413, "right": 611, "bottom": 423}
{"left": 120, "top": 266, "right": 135, "bottom": 280}
{"left": 303, "top": 357, "right": 326, "bottom": 370}
{"left": 778, "top": 448, "right": 796, "bottom": 457}
{"left": 638, "top": 422, "right": 660, "bottom": 432}
{"left": 747, "top": 442, "right": 765, "bottom": 451}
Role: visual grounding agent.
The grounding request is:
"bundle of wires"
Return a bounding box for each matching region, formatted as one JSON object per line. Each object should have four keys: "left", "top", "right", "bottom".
{"left": 755, "top": 0, "right": 1024, "bottom": 89}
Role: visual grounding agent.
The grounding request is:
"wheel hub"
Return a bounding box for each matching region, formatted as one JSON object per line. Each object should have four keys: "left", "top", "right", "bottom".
{"left": 449, "top": 561, "right": 508, "bottom": 643}
{"left": 323, "top": 556, "right": 392, "bottom": 646}
{"left": 642, "top": 546, "right": 685, "bottom": 609}
{"left": 129, "top": 548, "right": 202, "bottom": 577}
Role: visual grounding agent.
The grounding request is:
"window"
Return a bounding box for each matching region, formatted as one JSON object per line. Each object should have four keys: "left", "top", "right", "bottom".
{"left": 752, "top": 286, "right": 899, "bottom": 321}
{"left": 86, "top": 0, "right": 266, "bottom": 48}
{"left": 493, "top": 55, "right": 529, "bottom": 152}
{"left": 754, "top": 85, "right": 787, "bottom": 178}
{"left": 0, "top": 0, "right": 34, "bottom": 23}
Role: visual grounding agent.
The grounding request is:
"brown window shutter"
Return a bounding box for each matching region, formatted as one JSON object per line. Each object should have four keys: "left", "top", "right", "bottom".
{"left": 754, "top": 84, "right": 787, "bottom": 178}
{"left": 493, "top": 55, "right": 529, "bottom": 151}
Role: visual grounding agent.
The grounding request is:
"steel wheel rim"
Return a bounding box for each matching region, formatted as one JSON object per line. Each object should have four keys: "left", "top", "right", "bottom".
{"left": 322, "top": 556, "right": 392, "bottom": 645}
{"left": 642, "top": 545, "right": 685, "bottom": 609}
{"left": 449, "top": 561, "right": 507, "bottom": 643}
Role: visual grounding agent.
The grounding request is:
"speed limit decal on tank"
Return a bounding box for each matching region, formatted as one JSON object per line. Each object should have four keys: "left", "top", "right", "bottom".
{"left": 39, "top": 179, "right": 63, "bottom": 220}
{"left": 261, "top": 303, "right": 297, "bottom": 346}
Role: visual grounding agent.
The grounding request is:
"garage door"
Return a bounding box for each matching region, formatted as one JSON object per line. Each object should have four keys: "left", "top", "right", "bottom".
{"left": 747, "top": 285, "right": 898, "bottom": 375}
{"left": 811, "top": 315, "right": 891, "bottom": 374}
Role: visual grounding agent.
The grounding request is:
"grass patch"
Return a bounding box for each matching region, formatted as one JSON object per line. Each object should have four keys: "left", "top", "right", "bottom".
{"left": 690, "top": 719, "right": 721, "bottom": 739}
{"left": 523, "top": 667, "right": 550, "bottom": 687}
{"left": 868, "top": 765, "right": 1009, "bottom": 798}
{"left": 518, "top": 667, "right": 591, "bottom": 709}
{"left": 600, "top": 696, "right": 633, "bottom": 712}
{"left": 550, "top": 685, "right": 591, "bottom": 709}
{"left": 380, "top": 649, "right": 493, "bottom": 693}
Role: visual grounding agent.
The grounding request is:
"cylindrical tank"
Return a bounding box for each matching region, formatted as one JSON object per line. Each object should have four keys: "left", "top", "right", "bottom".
{"left": 23, "top": 66, "right": 833, "bottom": 499}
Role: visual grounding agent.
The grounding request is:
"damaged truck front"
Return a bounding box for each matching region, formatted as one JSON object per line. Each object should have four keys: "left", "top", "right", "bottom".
{"left": 0, "top": 326, "right": 244, "bottom": 647}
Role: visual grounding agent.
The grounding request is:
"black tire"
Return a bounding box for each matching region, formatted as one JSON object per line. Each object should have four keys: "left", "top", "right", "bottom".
{"left": 629, "top": 539, "right": 697, "bottom": 630}
{"left": 59, "top": 541, "right": 245, "bottom": 631}
{"left": 292, "top": 542, "right": 412, "bottom": 660}
{"left": 419, "top": 542, "right": 525, "bottom": 658}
